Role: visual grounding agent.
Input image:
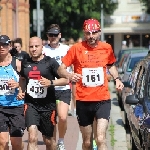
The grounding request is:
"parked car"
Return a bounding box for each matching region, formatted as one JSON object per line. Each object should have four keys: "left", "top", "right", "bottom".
{"left": 116, "top": 47, "right": 149, "bottom": 67}
{"left": 122, "top": 52, "right": 148, "bottom": 82}
{"left": 123, "top": 56, "right": 150, "bottom": 149}
{"left": 117, "top": 52, "right": 147, "bottom": 108}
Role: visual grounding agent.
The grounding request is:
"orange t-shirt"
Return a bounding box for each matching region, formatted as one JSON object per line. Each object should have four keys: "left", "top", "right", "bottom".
{"left": 62, "top": 41, "right": 116, "bottom": 101}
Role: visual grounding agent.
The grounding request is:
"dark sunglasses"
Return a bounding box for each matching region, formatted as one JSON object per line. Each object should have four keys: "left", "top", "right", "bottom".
{"left": 0, "top": 43, "right": 9, "bottom": 47}
{"left": 47, "top": 33, "right": 59, "bottom": 37}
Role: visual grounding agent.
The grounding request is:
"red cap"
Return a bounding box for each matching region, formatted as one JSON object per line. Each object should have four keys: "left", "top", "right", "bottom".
{"left": 83, "top": 19, "right": 101, "bottom": 32}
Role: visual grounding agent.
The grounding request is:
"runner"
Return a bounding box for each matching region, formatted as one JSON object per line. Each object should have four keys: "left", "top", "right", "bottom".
{"left": 11, "top": 38, "right": 30, "bottom": 61}
{"left": 17, "top": 37, "right": 69, "bottom": 150}
{"left": 0, "top": 35, "right": 25, "bottom": 150}
{"left": 57, "top": 19, "right": 124, "bottom": 150}
{"left": 43, "top": 24, "right": 72, "bottom": 150}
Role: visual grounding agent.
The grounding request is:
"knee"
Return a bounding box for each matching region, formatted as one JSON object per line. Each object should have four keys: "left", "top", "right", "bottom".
{"left": 0, "top": 138, "right": 8, "bottom": 147}
{"left": 83, "top": 139, "right": 91, "bottom": 148}
{"left": 58, "top": 115, "right": 67, "bottom": 122}
{"left": 96, "top": 134, "right": 106, "bottom": 146}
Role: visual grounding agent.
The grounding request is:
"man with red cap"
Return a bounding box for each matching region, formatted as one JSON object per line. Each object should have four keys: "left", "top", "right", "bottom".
{"left": 57, "top": 18, "right": 124, "bottom": 150}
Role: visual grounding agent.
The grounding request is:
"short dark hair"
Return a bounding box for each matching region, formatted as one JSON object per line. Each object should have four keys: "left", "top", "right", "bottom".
{"left": 13, "top": 38, "right": 22, "bottom": 47}
{"left": 47, "top": 24, "right": 61, "bottom": 32}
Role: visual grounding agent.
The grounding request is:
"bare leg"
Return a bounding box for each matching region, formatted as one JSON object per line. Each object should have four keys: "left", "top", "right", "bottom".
{"left": 57, "top": 101, "right": 69, "bottom": 140}
{"left": 96, "top": 119, "right": 109, "bottom": 150}
{"left": 80, "top": 125, "right": 93, "bottom": 150}
{"left": 27, "top": 125, "right": 38, "bottom": 150}
{"left": 72, "top": 84, "right": 76, "bottom": 110}
{"left": 0, "top": 132, "right": 9, "bottom": 150}
{"left": 43, "top": 135, "right": 56, "bottom": 150}
{"left": 10, "top": 137, "right": 24, "bottom": 150}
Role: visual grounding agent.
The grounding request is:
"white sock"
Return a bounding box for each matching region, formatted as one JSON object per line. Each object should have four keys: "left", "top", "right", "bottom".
{"left": 58, "top": 138, "right": 64, "bottom": 144}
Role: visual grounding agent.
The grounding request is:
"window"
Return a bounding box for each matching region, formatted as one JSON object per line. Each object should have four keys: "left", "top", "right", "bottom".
{"left": 128, "top": 0, "right": 139, "bottom": 3}
{"left": 126, "top": 56, "right": 145, "bottom": 72}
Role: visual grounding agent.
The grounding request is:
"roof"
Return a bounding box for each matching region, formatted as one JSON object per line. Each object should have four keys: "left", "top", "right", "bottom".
{"left": 129, "top": 52, "right": 148, "bottom": 58}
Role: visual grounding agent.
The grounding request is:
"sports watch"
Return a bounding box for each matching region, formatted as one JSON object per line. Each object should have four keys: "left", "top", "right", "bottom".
{"left": 114, "top": 77, "right": 121, "bottom": 81}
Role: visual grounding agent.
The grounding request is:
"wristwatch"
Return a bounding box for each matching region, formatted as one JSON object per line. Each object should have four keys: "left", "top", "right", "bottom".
{"left": 114, "top": 77, "right": 121, "bottom": 81}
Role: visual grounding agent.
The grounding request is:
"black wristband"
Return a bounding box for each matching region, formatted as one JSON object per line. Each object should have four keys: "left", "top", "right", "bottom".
{"left": 114, "top": 77, "right": 121, "bottom": 81}
{"left": 50, "top": 80, "right": 54, "bottom": 86}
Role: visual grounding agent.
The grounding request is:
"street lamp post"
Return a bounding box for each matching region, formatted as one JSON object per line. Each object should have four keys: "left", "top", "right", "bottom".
{"left": 101, "top": 3, "right": 104, "bottom": 41}
{"left": 36, "top": 0, "right": 41, "bottom": 37}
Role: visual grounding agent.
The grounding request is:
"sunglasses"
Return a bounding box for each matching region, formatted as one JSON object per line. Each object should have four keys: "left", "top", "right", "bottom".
{"left": 47, "top": 33, "right": 59, "bottom": 37}
{"left": 0, "top": 43, "right": 9, "bottom": 48}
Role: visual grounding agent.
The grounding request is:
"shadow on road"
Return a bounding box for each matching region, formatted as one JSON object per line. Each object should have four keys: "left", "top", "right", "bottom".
{"left": 116, "top": 119, "right": 124, "bottom": 127}
{"left": 23, "top": 140, "right": 44, "bottom": 145}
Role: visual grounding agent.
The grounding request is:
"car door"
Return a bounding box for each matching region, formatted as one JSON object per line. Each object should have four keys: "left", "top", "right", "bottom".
{"left": 129, "top": 65, "right": 145, "bottom": 147}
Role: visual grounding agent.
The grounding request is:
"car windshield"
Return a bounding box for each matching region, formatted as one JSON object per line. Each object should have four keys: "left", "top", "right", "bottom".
{"left": 127, "top": 56, "right": 144, "bottom": 72}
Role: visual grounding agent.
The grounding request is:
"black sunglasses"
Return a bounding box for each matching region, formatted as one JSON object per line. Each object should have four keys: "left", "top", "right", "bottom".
{"left": 47, "top": 33, "right": 59, "bottom": 37}
{"left": 0, "top": 43, "right": 9, "bottom": 47}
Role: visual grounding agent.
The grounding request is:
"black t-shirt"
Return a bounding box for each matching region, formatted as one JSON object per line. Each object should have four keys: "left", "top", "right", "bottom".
{"left": 20, "top": 56, "right": 60, "bottom": 111}
{"left": 16, "top": 51, "right": 30, "bottom": 62}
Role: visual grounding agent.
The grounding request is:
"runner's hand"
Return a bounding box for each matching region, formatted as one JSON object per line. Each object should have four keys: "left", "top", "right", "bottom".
{"left": 39, "top": 76, "right": 50, "bottom": 87}
{"left": 69, "top": 73, "right": 82, "bottom": 82}
{"left": 116, "top": 79, "right": 124, "bottom": 90}
{"left": 8, "top": 79, "right": 19, "bottom": 89}
{"left": 17, "top": 93, "right": 25, "bottom": 100}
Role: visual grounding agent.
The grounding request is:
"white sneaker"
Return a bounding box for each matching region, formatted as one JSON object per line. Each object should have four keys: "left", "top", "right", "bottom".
{"left": 57, "top": 143, "right": 66, "bottom": 150}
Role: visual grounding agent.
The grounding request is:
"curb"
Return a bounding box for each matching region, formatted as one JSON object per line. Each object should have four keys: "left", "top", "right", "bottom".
{"left": 109, "top": 82, "right": 128, "bottom": 150}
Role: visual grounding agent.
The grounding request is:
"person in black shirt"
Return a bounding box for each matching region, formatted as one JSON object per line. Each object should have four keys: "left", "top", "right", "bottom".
{"left": 17, "top": 37, "right": 69, "bottom": 150}
{"left": 10, "top": 38, "right": 30, "bottom": 61}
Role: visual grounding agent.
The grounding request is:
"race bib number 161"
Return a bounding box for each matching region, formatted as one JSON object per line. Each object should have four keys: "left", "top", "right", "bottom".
{"left": 82, "top": 67, "right": 104, "bottom": 87}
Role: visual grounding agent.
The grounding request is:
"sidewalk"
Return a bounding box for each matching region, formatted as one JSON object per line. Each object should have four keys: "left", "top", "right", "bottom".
{"left": 109, "top": 81, "right": 128, "bottom": 150}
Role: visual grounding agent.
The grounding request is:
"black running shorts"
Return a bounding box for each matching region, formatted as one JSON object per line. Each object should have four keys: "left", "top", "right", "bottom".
{"left": 25, "top": 104, "right": 56, "bottom": 137}
{"left": 76, "top": 100, "right": 111, "bottom": 126}
{"left": 55, "top": 89, "right": 71, "bottom": 105}
{"left": 0, "top": 105, "right": 25, "bottom": 137}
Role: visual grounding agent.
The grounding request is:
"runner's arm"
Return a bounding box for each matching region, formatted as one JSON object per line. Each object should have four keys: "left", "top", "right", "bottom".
{"left": 107, "top": 64, "right": 120, "bottom": 80}
{"left": 18, "top": 60, "right": 26, "bottom": 93}
{"left": 18, "top": 77, "right": 26, "bottom": 93}
{"left": 50, "top": 58, "right": 69, "bottom": 86}
{"left": 57, "top": 63, "right": 71, "bottom": 79}
{"left": 52, "top": 78, "right": 69, "bottom": 86}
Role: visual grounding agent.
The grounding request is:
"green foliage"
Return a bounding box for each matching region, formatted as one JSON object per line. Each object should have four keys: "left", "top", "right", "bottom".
{"left": 140, "top": 0, "right": 150, "bottom": 14}
{"left": 29, "top": 0, "right": 118, "bottom": 40}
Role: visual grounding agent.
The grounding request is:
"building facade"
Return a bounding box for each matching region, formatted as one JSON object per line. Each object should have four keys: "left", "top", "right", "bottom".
{"left": 0, "top": 0, "right": 30, "bottom": 51}
{"left": 104, "top": 0, "right": 150, "bottom": 56}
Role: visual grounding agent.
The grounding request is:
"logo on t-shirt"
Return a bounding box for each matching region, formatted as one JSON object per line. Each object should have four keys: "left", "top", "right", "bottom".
{"left": 28, "top": 66, "right": 41, "bottom": 80}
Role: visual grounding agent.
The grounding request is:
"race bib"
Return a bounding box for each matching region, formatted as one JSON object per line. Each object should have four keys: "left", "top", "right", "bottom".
{"left": 0, "top": 78, "right": 15, "bottom": 95}
{"left": 82, "top": 67, "right": 104, "bottom": 87}
{"left": 27, "top": 79, "right": 47, "bottom": 98}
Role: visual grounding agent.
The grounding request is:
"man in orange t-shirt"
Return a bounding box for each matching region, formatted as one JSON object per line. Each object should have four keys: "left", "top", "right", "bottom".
{"left": 57, "top": 19, "right": 124, "bottom": 150}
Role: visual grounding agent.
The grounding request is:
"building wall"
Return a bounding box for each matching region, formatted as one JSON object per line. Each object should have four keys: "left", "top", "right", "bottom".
{"left": 104, "top": 0, "right": 150, "bottom": 55}
{"left": 0, "top": 0, "right": 30, "bottom": 51}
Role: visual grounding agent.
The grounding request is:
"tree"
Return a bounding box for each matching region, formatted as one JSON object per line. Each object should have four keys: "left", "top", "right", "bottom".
{"left": 29, "top": 0, "right": 117, "bottom": 40}
{"left": 140, "top": 0, "right": 150, "bottom": 14}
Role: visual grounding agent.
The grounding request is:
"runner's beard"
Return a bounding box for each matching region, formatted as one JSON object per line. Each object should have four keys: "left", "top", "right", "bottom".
{"left": 87, "top": 37, "right": 99, "bottom": 46}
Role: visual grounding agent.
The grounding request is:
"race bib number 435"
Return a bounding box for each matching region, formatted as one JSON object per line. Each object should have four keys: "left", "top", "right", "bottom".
{"left": 82, "top": 67, "right": 104, "bottom": 87}
{"left": 27, "top": 79, "right": 47, "bottom": 98}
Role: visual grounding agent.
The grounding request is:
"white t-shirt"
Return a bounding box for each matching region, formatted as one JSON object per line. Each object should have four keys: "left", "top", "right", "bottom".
{"left": 43, "top": 43, "right": 72, "bottom": 90}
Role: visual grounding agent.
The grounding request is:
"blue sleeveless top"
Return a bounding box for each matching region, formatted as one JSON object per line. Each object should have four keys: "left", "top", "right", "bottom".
{"left": 0, "top": 64, "right": 24, "bottom": 106}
